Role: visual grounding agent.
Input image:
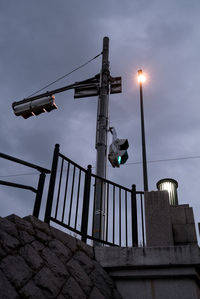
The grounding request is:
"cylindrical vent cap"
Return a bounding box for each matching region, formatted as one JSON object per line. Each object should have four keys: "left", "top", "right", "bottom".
{"left": 156, "top": 178, "right": 178, "bottom": 205}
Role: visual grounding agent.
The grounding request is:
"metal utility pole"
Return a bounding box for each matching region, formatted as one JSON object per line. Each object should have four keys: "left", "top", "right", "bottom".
{"left": 94, "top": 37, "right": 110, "bottom": 243}
{"left": 138, "top": 69, "right": 148, "bottom": 192}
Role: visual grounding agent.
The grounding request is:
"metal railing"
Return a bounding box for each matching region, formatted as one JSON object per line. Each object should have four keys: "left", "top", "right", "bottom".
{"left": 45, "top": 144, "right": 145, "bottom": 246}
{"left": 0, "top": 152, "right": 51, "bottom": 218}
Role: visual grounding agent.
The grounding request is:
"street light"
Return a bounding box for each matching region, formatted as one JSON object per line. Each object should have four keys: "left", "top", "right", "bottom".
{"left": 138, "top": 69, "right": 148, "bottom": 191}
{"left": 157, "top": 178, "right": 178, "bottom": 205}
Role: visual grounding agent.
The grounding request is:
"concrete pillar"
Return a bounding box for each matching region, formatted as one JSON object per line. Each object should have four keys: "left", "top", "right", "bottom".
{"left": 145, "top": 191, "right": 174, "bottom": 247}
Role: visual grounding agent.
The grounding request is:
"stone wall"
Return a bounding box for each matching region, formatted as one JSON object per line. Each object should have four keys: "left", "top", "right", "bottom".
{"left": 0, "top": 214, "right": 122, "bottom": 299}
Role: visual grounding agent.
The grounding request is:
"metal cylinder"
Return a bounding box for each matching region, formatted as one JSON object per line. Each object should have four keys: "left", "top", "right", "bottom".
{"left": 156, "top": 178, "right": 178, "bottom": 205}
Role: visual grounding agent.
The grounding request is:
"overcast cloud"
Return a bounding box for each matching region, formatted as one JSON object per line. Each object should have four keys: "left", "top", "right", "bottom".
{"left": 1, "top": 0, "right": 200, "bottom": 239}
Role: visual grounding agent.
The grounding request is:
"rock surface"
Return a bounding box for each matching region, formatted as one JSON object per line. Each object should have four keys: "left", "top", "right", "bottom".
{"left": 0, "top": 214, "right": 122, "bottom": 299}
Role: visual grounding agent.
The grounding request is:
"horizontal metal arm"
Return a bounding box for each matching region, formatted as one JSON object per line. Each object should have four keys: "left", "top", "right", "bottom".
{"left": 12, "top": 74, "right": 100, "bottom": 108}
{"left": 0, "top": 152, "right": 51, "bottom": 174}
{"left": 0, "top": 180, "right": 37, "bottom": 193}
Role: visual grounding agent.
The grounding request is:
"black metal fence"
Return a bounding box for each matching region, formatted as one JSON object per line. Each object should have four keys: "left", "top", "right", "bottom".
{"left": 44, "top": 144, "right": 145, "bottom": 246}
{"left": 0, "top": 152, "right": 50, "bottom": 218}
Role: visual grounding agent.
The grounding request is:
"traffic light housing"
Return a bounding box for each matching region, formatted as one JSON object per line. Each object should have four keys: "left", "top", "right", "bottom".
{"left": 12, "top": 95, "right": 57, "bottom": 119}
{"left": 108, "top": 138, "right": 129, "bottom": 168}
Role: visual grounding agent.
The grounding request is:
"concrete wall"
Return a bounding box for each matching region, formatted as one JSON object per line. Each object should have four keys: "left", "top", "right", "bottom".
{"left": 95, "top": 246, "right": 200, "bottom": 299}
{"left": 145, "top": 191, "right": 197, "bottom": 247}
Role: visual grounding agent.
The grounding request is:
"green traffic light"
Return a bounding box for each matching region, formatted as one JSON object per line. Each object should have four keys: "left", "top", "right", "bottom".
{"left": 118, "top": 156, "right": 121, "bottom": 164}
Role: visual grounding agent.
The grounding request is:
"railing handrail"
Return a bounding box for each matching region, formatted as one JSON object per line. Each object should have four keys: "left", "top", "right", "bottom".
{"left": 0, "top": 152, "right": 50, "bottom": 219}
{"left": 0, "top": 152, "right": 50, "bottom": 174}
{"left": 59, "top": 153, "right": 86, "bottom": 173}
{"left": 59, "top": 151, "right": 143, "bottom": 194}
{"left": 0, "top": 180, "right": 37, "bottom": 193}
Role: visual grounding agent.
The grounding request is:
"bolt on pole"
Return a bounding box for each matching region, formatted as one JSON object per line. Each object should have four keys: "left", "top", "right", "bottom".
{"left": 94, "top": 37, "right": 110, "bottom": 245}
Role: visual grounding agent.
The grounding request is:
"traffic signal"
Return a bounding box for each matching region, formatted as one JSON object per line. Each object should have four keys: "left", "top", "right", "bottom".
{"left": 108, "top": 138, "right": 129, "bottom": 168}
{"left": 12, "top": 95, "right": 57, "bottom": 119}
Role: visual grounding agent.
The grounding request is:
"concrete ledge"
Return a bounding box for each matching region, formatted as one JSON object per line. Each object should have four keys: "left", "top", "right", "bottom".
{"left": 95, "top": 245, "right": 200, "bottom": 269}
{"left": 109, "top": 266, "right": 198, "bottom": 279}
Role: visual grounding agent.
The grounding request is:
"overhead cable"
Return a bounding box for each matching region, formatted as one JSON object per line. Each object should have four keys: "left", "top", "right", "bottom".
{"left": 27, "top": 52, "right": 102, "bottom": 98}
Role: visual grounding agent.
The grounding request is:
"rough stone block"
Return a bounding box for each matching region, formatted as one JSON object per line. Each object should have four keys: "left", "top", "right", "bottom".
{"left": 74, "top": 250, "right": 95, "bottom": 274}
{"left": 19, "top": 244, "right": 44, "bottom": 271}
{"left": 0, "top": 270, "right": 19, "bottom": 299}
{"left": 0, "top": 246, "right": 6, "bottom": 260}
{"left": 50, "top": 226, "right": 77, "bottom": 252}
{"left": 61, "top": 276, "right": 87, "bottom": 299}
{"left": 0, "top": 216, "right": 18, "bottom": 238}
{"left": 67, "top": 259, "right": 93, "bottom": 296}
{"left": 90, "top": 265, "right": 113, "bottom": 298}
{"left": 18, "top": 230, "right": 35, "bottom": 245}
{"left": 76, "top": 238, "right": 94, "bottom": 259}
{"left": 35, "top": 229, "right": 52, "bottom": 244}
{"left": 0, "top": 230, "right": 20, "bottom": 253}
{"left": 145, "top": 191, "right": 173, "bottom": 246}
{"left": 20, "top": 280, "right": 46, "bottom": 299}
{"left": 6, "top": 214, "right": 35, "bottom": 235}
{"left": 24, "top": 215, "right": 52, "bottom": 236}
{"left": 41, "top": 247, "right": 68, "bottom": 278}
{"left": 89, "top": 286, "right": 105, "bottom": 299}
{"left": 31, "top": 240, "right": 45, "bottom": 253}
{"left": 49, "top": 239, "right": 72, "bottom": 264}
{"left": 0, "top": 255, "right": 32, "bottom": 289}
{"left": 34, "top": 266, "right": 65, "bottom": 298}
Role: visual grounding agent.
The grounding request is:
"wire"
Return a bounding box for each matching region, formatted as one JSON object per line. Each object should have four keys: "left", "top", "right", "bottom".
{"left": 27, "top": 52, "right": 102, "bottom": 98}
{"left": 125, "top": 155, "right": 200, "bottom": 166}
{"left": 1, "top": 154, "right": 200, "bottom": 178}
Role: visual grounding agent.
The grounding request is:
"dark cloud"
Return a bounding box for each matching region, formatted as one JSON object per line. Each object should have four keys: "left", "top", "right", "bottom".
{"left": 1, "top": 0, "right": 200, "bottom": 240}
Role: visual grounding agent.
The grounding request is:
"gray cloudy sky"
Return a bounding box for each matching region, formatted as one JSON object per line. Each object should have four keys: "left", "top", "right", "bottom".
{"left": 1, "top": 0, "right": 200, "bottom": 236}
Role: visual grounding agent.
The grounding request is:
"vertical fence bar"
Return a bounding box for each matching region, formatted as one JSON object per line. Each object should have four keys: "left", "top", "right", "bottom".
{"left": 62, "top": 162, "right": 70, "bottom": 222}
{"left": 92, "top": 177, "right": 97, "bottom": 237}
{"left": 113, "top": 185, "right": 115, "bottom": 244}
{"left": 33, "top": 172, "right": 46, "bottom": 218}
{"left": 119, "top": 188, "right": 121, "bottom": 246}
{"left": 100, "top": 180, "right": 104, "bottom": 241}
{"left": 81, "top": 165, "right": 92, "bottom": 243}
{"left": 44, "top": 144, "right": 60, "bottom": 224}
{"left": 68, "top": 165, "right": 76, "bottom": 226}
{"left": 141, "top": 193, "right": 145, "bottom": 247}
{"left": 131, "top": 184, "right": 138, "bottom": 247}
{"left": 55, "top": 158, "right": 64, "bottom": 219}
{"left": 106, "top": 183, "right": 109, "bottom": 242}
{"left": 125, "top": 190, "right": 128, "bottom": 247}
{"left": 75, "top": 169, "right": 81, "bottom": 230}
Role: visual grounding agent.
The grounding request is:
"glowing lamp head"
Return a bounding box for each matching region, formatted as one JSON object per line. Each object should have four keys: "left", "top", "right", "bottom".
{"left": 157, "top": 178, "right": 178, "bottom": 205}
{"left": 138, "top": 69, "right": 146, "bottom": 83}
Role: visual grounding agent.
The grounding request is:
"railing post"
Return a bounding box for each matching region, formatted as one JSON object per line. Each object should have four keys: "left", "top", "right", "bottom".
{"left": 44, "top": 144, "right": 60, "bottom": 224}
{"left": 33, "top": 171, "right": 46, "bottom": 218}
{"left": 81, "top": 165, "right": 92, "bottom": 243}
{"left": 131, "top": 184, "right": 138, "bottom": 246}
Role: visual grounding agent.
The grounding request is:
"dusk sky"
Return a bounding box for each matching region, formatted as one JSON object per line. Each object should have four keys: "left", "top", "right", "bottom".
{"left": 1, "top": 1, "right": 200, "bottom": 240}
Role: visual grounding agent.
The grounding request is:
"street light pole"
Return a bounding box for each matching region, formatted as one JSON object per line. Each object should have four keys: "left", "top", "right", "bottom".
{"left": 94, "top": 37, "right": 110, "bottom": 243}
{"left": 138, "top": 69, "right": 148, "bottom": 192}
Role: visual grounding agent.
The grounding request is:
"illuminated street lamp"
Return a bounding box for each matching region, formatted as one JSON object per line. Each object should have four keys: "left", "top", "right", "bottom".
{"left": 157, "top": 178, "right": 178, "bottom": 205}
{"left": 138, "top": 69, "right": 148, "bottom": 191}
